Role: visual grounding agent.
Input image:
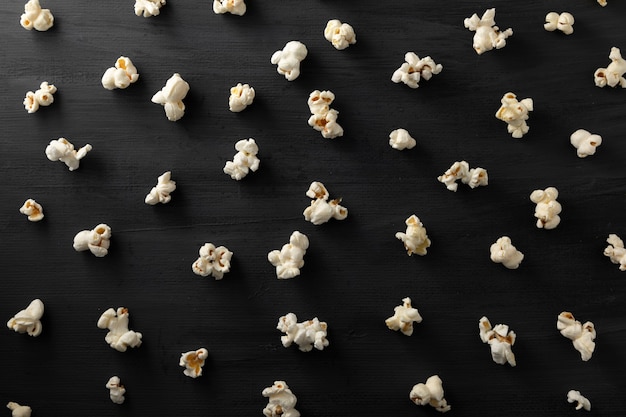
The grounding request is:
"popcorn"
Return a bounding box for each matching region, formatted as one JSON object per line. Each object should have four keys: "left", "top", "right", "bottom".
{"left": 389, "top": 128, "right": 416, "bottom": 150}
{"left": 385, "top": 297, "right": 422, "bottom": 336}
{"left": 6, "top": 402, "right": 31, "bottom": 417}
{"left": 478, "top": 316, "right": 516, "bottom": 366}
{"left": 303, "top": 181, "right": 347, "bottom": 225}
{"left": 437, "top": 160, "right": 488, "bottom": 191}
{"left": 391, "top": 52, "right": 442, "bottom": 89}
{"left": 45, "top": 138, "right": 92, "bottom": 171}
{"left": 270, "top": 41, "right": 308, "bottom": 81}
{"left": 20, "top": 0, "right": 53, "bottom": 31}
{"left": 73, "top": 223, "right": 111, "bottom": 257}
{"left": 544, "top": 12, "right": 575, "bottom": 35}
{"left": 464, "top": 8, "right": 513, "bottom": 55}
{"left": 23, "top": 81, "right": 56, "bottom": 113}
{"left": 530, "top": 187, "right": 561, "bottom": 229}
{"left": 597, "top": 0, "right": 607, "bottom": 6}
{"left": 97, "top": 307, "right": 143, "bottom": 352}
{"left": 495, "top": 92, "right": 534, "bottom": 138}
{"left": 268, "top": 231, "right": 309, "bottom": 279}
{"left": 192, "top": 243, "right": 233, "bottom": 279}
{"left": 19, "top": 199, "right": 44, "bottom": 222}
{"left": 409, "top": 375, "right": 451, "bottom": 413}
{"left": 307, "top": 90, "right": 344, "bottom": 139}
{"left": 179, "top": 348, "right": 209, "bottom": 378}
{"left": 395, "top": 215, "right": 431, "bottom": 256}
{"left": 6, "top": 299, "right": 44, "bottom": 337}
{"left": 223, "top": 138, "right": 260, "bottom": 180}
{"left": 106, "top": 376, "right": 126, "bottom": 404}
{"left": 145, "top": 171, "right": 176, "bottom": 205}
{"left": 324, "top": 19, "right": 356, "bottom": 50}
{"left": 594, "top": 47, "right": 626, "bottom": 88}
{"left": 490, "top": 236, "right": 524, "bottom": 269}
{"left": 567, "top": 390, "right": 591, "bottom": 411}
{"left": 151, "top": 73, "right": 190, "bottom": 121}
{"left": 570, "top": 129, "right": 602, "bottom": 158}
{"left": 604, "top": 233, "right": 626, "bottom": 271}
{"left": 277, "top": 313, "right": 329, "bottom": 352}
{"left": 134, "top": 0, "right": 166, "bottom": 17}
{"left": 262, "top": 381, "right": 300, "bottom": 417}
{"left": 102, "top": 57, "right": 139, "bottom": 90}
{"left": 557, "top": 311, "right": 596, "bottom": 361}
{"left": 213, "top": 0, "right": 246, "bottom": 16}
{"left": 228, "top": 83, "right": 255, "bottom": 112}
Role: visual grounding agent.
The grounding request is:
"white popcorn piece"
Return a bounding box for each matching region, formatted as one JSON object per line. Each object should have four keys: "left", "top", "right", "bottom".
{"left": 270, "top": 41, "right": 308, "bottom": 81}
{"left": 262, "top": 381, "right": 300, "bottom": 417}
{"left": 391, "top": 52, "right": 442, "bottom": 89}
{"left": 73, "top": 223, "right": 111, "bottom": 257}
{"left": 213, "top": 0, "right": 246, "bottom": 16}
{"left": 23, "top": 81, "right": 56, "bottom": 113}
{"left": 530, "top": 187, "right": 561, "bottom": 229}
{"left": 6, "top": 402, "right": 32, "bottom": 417}
{"left": 324, "top": 19, "right": 356, "bottom": 50}
{"left": 228, "top": 83, "right": 255, "bottom": 112}
{"left": 567, "top": 390, "right": 591, "bottom": 411}
{"left": 495, "top": 92, "right": 534, "bottom": 138}
{"left": 151, "top": 73, "right": 190, "bottom": 121}
{"left": 19, "top": 199, "right": 44, "bottom": 222}
{"left": 145, "top": 171, "right": 176, "bottom": 205}
{"left": 277, "top": 313, "right": 329, "bottom": 352}
{"left": 192, "top": 243, "right": 233, "bottom": 279}
{"left": 479, "top": 316, "right": 516, "bottom": 366}
{"left": 557, "top": 311, "right": 596, "bottom": 361}
{"left": 106, "top": 376, "right": 126, "bottom": 404}
{"left": 268, "top": 231, "right": 309, "bottom": 279}
{"left": 134, "top": 0, "right": 166, "bottom": 17}
{"left": 20, "top": 0, "right": 53, "bottom": 31}
{"left": 307, "top": 90, "right": 344, "bottom": 139}
{"left": 604, "top": 233, "right": 626, "bottom": 271}
{"left": 597, "top": 0, "right": 607, "bottom": 6}
{"left": 409, "top": 375, "right": 451, "bottom": 413}
{"left": 385, "top": 297, "right": 423, "bottom": 336}
{"left": 45, "top": 138, "right": 92, "bottom": 171}
{"left": 570, "top": 129, "right": 602, "bottom": 158}
{"left": 490, "top": 236, "right": 524, "bottom": 269}
{"left": 102, "top": 57, "right": 139, "bottom": 90}
{"left": 464, "top": 8, "right": 513, "bottom": 55}
{"left": 389, "top": 128, "right": 416, "bottom": 150}
{"left": 179, "top": 348, "right": 209, "bottom": 378}
{"left": 395, "top": 215, "right": 431, "bottom": 256}
{"left": 437, "top": 160, "right": 488, "bottom": 191}
{"left": 97, "top": 307, "right": 143, "bottom": 352}
{"left": 223, "top": 138, "right": 260, "bottom": 180}
{"left": 303, "top": 181, "right": 347, "bottom": 225}
{"left": 544, "top": 12, "right": 575, "bottom": 35}
{"left": 6, "top": 299, "right": 44, "bottom": 337}
{"left": 594, "top": 47, "right": 626, "bottom": 88}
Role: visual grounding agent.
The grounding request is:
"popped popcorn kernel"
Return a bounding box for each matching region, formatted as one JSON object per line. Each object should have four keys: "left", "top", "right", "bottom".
{"left": 102, "top": 56, "right": 139, "bottom": 90}
{"left": 73, "top": 223, "right": 111, "bottom": 257}
{"left": 324, "top": 19, "right": 356, "bottom": 50}
{"left": 262, "top": 381, "right": 300, "bottom": 417}
{"left": 604, "top": 233, "right": 626, "bottom": 271}
{"left": 495, "top": 92, "right": 533, "bottom": 138}
{"left": 409, "top": 375, "right": 451, "bottom": 413}
{"left": 544, "top": 12, "right": 575, "bottom": 35}
{"left": 106, "top": 376, "right": 126, "bottom": 404}
{"left": 19, "top": 199, "right": 44, "bottom": 222}
{"left": 151, "top": 73, "right": 189, "bottom": 121}
{"left": 557, "top": 311, "right": 596, "bottom": 361}
{"left": 391, "top": 52, "right": 442, "bottom": 89}
{"left": 134, "top": 0, "right": 166, "bottom": 17}
{"left": 271, "top": 41, "right": 308, "bottom": 81}
{"left": 437, "top": 161, "right": 488, "bottom": 191}
{"left": 213, "top": 0, "right": 246, "bottom": 16}
{"left": 228, "top": 83, "right": 255, "bottom": 112}
{"left": 490, "top": 236, "right": 524, "bottom": 269}
{"left": 530, "top": 187, "right": 561, "bottom": 229}
{"left": 307, "top": 90, "right": 343, "bottom": 139}
{"left": 179, "top": 348, "right": 209, "bottom": 378}
{"left": 570, "top": 129, "right": 602, "bottom": 158}
{"left": 277, "top": 313, "right": 329, "bottom": 352}
{"left": 567, "top": 390, "right": 591, "bottom": 411}
{"left": 395, "top": 214, "right": 431, "bottom": 256}
{"left": 7, "top": 299, "right": 44, "bottom": 337}
{"left": 192, "top": 243, "right": 233, "bottom": 279}
{"left": 268, "top": 231, "right": 309, "bottom": 279}
{"left": 20, "top": 0, "right": 53, "bottom": 31}
{"left": 594, "top": 47, "right": 626, "bottom": 88}
{"left": 145, "top": 171, "right": 176, "bottom": 205}
{"left": 24, "top": 81, "right": 56, "bottom": 113}
{"left": 479, "top": 316, "right": 516, "bottom": 366}
{"left": 303, "top": 181, "right": 347, "bottom": 225}
{"left": 464, "top": 8, "right": 512, "bottom": 55}
{"left": 385, "top": 297, "right": 423, "bottom": 336}
{"left": 6, "top": 402, "right": 32, "bottom": 417}
{"left": 389, "top": 128, "right": 416, "bottom": 150}
{"left": 45, "top": 138, "right": 92, "bottom": 171}
{"left": 223, "top": 138, "right": 260, "bottom": 180}
{"left": 97, "top": 307, "right": 143, "bottom": 352}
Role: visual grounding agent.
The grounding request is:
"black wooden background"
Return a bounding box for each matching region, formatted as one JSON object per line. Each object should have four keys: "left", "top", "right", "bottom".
{"left": 1, "top": 1, "right": 625, "bottom": 416}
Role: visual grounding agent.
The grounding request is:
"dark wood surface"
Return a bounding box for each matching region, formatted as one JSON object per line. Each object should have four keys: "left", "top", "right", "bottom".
{"left": 1, "top": 1, "right": 625, "bottom": 416}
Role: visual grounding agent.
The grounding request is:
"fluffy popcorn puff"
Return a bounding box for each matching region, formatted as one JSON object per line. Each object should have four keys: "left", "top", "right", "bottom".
{"left": 385, "top": 297, "right": 423, "bottom": 336}
{"left": 19, "top": 199, "right": 44, "bottom": 222}
{"left": 151, "top": 73, "right": 189, "bottom": 121}
{"left": 23, "top": 81, "right": 56, "bottom": 113}
{"left": 277, "top": 313, "right": 329, "bottom": 352}
{"left": 324, "top": 19, "right": 356, "bottom": 50}
{"left": 213, "top": 0, "right": 246, "bottom": 16}
{"left": 223, "top": 138, "right": 260, "bottom": 180}
{"left": 307, "top": 90, "right": 344, "bottom": 139}
{"left": 395, "top": 215, "right": 431, "bottom": 256}
{"left": 567, "top": 390, "right": 591, "bottom": 411}
{"left": 391, "top": 52, "right": 442, "bottom": 89}
{"left": 262, "top": 381, "right": 300, "bottom": 417}
{"left": 597, "top": 0, "right": 607, "bottom": 6}
{"left": 271, "top": 41, "right": 308, "bottom": 81}
{"left": 557, "top": 311, "right": 596, "bottom": 361}
{"left": 179, "top": 348, "right": 209, "bottom": 378}
{"left": 145, "top": 171, "right": 176, "bottom": 205}
{"left": 303, "top": 181, "right": 347, "bottom": 225}
{"left": 409, "top": 375, "right": 451, "bottom": 413}
{"left": 192, "top": 243, "right": 233, "bottom": 279}
{"left": 102, "top": 57, "right": 139, "bottom": 90}
{"left": 6, "top": 299, "right": 44, "bottom": 337}
{"left": 570, "top": 129, "right": 602, "bottom": 158}
{"left": 45, "top": 138, "right": 92, "bottom": 171}
{"left": 479, "top": 316, "right": 516, "bottom": 366}
{"left": 530, "top": 187, "right": 561, "bottom": 229}
{"left": 437, "top": 160, "right": 488, "bottom": 191}
{"left": 73, "top": 223, "right": 111, "bottom": 257}
{"left": 495, "top": 92, "right": 534, "bottom": 138}
{"left": 594, "top": 47, "right": 626, "bottom": 88}
{"left": 106, "top": 376, "right": 126, "bottom": 404}
{"left": 464, "top": 8, "right": 512, "bottom": 55}
{"left": 544, "top": 12, "right": 575, "bottom": 35}
{"left": 228, "top": 83, "right": 255, "bottom": 112}
{"left": 268, "top": 231, "right": 309, "bottom": 279}
{"left": 97, "top": 307, "right": 143, "bottom": 352}
{"left": 490, "top": 236, "right": 524, "bottom": 269}
{"left": 20, "top": 0, "right": 53, "bottom": 31}
{"left": 6, "top": 402, "right": 32, "bottom": 417}
{"left": 134, "top": 0, "right": 166, "bottom": 17}
{"left": 604, "top": 234, "right": 626, "bottom": 271}
{"left": 389, "top": 128, "right": 416, "bottom": 150}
